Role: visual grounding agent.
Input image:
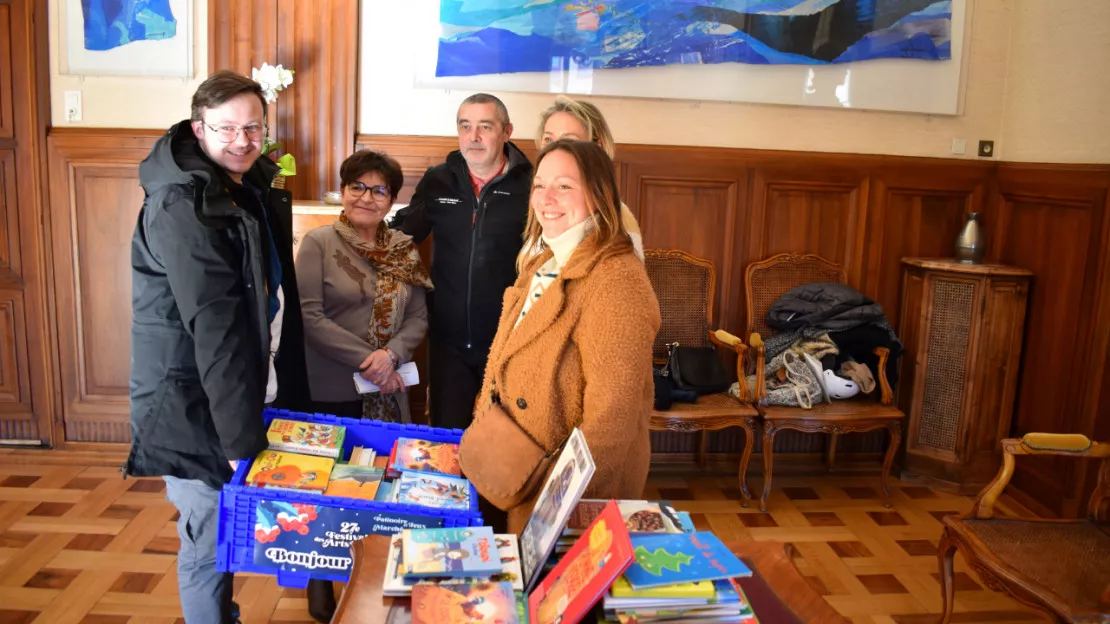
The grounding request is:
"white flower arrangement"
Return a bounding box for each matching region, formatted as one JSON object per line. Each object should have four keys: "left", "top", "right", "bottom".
{"left": 250, "top": 62, "right": 296, "bottom": 177}
{"left": 252, "top": 62, "right": 295, "bottom": 104}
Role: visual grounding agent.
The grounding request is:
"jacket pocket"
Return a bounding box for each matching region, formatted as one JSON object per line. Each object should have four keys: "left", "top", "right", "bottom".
{"left": 148, "top": 375, "right": 220, "bottom": 456}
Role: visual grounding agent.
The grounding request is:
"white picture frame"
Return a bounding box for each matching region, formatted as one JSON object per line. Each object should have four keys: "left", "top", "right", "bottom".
{"left": 371, "top": 0, "right": 970, "bottom": 116}
{"left": 60, "top": 0, "right": 194, "bottom": 78}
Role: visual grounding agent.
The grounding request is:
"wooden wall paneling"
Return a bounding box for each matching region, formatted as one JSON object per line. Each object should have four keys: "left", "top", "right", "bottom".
{"left": 620, "top": 147, "right": 753, "bottom": 456}
{"left": 748, "top": 161, "right": 869, "bottom": 286}
{"left": 47, "top": 130, "right": 161, "bottom": 445}
{"left": 630, "top": 170, "right": 748, "bottom": 337}
{"left": 989, "top": 164, "right": 1110, "bottom": 517}
{"left": 209, "top": 0, "right": 359, "bottom": 202}
{"left": 864, "top": 162, "right": 990, "bottom": 330}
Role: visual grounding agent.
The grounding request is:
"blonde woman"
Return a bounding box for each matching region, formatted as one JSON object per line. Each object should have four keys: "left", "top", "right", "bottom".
{"left": 518, "top": 96, "right": 644, "bottom": 267}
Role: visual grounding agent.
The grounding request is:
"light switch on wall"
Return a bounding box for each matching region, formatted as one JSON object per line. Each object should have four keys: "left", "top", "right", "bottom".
{"left": 951, "top": 138, "right": 966, "bottom": 155}
{"left": 64, "top": 91, "right": 82, "bottom": 122}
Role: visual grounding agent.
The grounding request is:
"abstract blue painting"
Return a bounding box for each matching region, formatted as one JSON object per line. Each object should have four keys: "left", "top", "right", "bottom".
{"left": 81, "top": 0, "right": 178, "bottom": 51}
{"left": 436, "top": 0, "right": 952, "bottom": 78}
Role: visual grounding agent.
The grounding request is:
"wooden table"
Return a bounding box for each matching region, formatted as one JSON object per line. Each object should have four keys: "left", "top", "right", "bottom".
{"left": 332, "top": 534, "right": 847, "bottom": 623}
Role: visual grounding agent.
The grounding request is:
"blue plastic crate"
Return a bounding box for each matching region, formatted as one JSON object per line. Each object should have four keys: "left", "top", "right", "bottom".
{"left": 216, "top": 408, "right": 483, "bottom": 588}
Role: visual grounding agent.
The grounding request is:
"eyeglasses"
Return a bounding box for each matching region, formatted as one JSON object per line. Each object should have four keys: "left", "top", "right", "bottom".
{"left": 346, "top": 182, "right": 391, "bottom": 201}
{"left": 202, "top": 122, "right": 268, "bottom": 143}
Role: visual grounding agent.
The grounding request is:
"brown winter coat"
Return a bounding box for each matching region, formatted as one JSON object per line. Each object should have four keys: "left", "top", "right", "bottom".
{"left": 474, "top": 232, "right": 661, "bottom": 534}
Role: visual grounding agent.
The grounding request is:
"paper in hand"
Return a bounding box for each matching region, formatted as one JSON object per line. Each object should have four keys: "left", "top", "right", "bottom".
{"left": 353, "top": 361, "right": 420, "bottom": 395}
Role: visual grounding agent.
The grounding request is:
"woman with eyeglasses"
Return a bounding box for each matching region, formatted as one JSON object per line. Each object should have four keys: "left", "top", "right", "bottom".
{"left": 296, "top": 149, "right": 431, "bottom": 421}
{"left": 295, "top": 149, "right": 432, "bottom": 620}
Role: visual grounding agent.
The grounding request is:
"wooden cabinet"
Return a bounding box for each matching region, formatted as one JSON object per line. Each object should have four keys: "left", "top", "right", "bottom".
{"left": 898, "top": 258, "right": 1032, "bottom": 493}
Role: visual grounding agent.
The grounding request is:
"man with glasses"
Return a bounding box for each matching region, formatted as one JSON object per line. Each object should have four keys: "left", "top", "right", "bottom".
{"left": 392, "top": 93, "right": 532, "bottom": 431}
{"left": 126, "top": 70, "right": 308, "bottom": 624}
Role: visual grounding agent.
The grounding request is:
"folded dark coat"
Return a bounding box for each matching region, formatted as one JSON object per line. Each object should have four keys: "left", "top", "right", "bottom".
{"left": 764, "top": 282, "right": 903, "bottom": 388}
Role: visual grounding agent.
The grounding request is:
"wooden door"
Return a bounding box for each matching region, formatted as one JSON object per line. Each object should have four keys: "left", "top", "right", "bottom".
{"left": 0, "top": 0, "right": 53, "bottom": 445}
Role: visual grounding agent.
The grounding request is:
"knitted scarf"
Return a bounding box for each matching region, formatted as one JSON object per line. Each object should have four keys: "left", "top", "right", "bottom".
{"left": 332, "top": 214, "right": 433, "bottom": 421}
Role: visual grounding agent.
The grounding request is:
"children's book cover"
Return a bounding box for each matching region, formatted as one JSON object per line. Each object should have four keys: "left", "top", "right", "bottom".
{"left": 393, "top": 472, "right": 471, "bottom": 510}
{"left": 405, "top": 534, "right": 524, "bottom": 591}
{"left": 402, "top": 526, "right": 502, "bottom": 578}
{"left": 411, "top": 581, "right": 519, "bottom": 624}
{"left": 528, "top": 500, "right": 635, "bottom": 624}
{"left": 322, "top": 465, "right": 384, "bottom": 500}
{"left": 266, "top": 419, "right": 345, "bottom": 459}
{"left": 622, "top": 532, "right": 752, "bottom": 590}
{"left": 392, "top": 437, "right": 462, "bottom": 477}
{"left": 245, "top": 450, "right": 334, "bottom": 492}
{"left": 519, "top": 427, "right": 596, "bottom": 593}
{"left": 565, "top": 500, "right": 682, "bottom": 536}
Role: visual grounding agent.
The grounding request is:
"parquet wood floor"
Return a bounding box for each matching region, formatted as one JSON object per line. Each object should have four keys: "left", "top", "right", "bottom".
{"left": 0, "top": 460, "right": 1048, "bottom": 623}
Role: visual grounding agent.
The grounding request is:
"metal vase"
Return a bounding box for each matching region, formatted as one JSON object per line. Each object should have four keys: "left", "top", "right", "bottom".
{"left": 955, "top": 212, "right": 985, "bottom": 265}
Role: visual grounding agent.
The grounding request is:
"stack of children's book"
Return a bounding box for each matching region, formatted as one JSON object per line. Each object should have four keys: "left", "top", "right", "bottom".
{"left": 383, "top": 526, "right": 526, "bottom": 623}
{"left": 244, "top": 419, "right": 346, "bottom": 493}
{"left": 245, "top": 419, "right": 473, "bottom": 512}
{"left": 377, "top": 427, "right": 761, "bottom": 624}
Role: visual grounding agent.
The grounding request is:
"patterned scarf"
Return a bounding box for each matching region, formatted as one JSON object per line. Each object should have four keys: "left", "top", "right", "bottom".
{"left": 332, "top": 214, "right": 433, "bottom": 421}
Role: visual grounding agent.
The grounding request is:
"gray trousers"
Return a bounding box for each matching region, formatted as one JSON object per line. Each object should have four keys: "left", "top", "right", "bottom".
{"left": 164, "top": 476, "right": 240, "bottom": 624}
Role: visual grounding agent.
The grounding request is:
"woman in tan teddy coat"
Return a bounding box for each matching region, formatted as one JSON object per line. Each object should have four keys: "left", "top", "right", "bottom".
{"left": 473, "top": 138, "right": 660, "bottom": 535}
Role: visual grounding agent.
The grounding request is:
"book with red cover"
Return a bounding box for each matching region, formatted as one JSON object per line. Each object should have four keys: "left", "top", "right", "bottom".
{"left": 528, "top": 500, "right": 634, "bottom": 624}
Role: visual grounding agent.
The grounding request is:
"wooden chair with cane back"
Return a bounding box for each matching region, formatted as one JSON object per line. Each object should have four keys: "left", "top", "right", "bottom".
{"left": 937, "top": 433, "right": 1110, "bottom": 623}
{"left": 744, "top": 253, "right": 904, "bottom": 512}
{"left": 644, "top": 249, "right": 761, "bottom": 505}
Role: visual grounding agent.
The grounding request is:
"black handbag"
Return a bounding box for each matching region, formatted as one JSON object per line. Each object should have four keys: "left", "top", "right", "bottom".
{"left": 664, "top": 342, "right": 732, "bottom": 395}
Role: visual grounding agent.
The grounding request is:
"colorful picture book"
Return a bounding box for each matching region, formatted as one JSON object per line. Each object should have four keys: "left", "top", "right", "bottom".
{"left": 399, "top": 532, "right": 523, "bottom": 590}
{"left": 411, "top": 581, "right": 519, "bottom": 624}
{"left": 322, "top": 464, "right": 384, "bottom": 500}
{"left": 528, "top": 500, "right": 635, "bottom": 624}
{"left": 565, "top": 499, "right": 683, "bottom": 536}
{"left": 245, "top": 450, "right": 333, "bottom": 492}
{"left": 401, "top": 526, "right": 502, "bottom": 578}
{"left": 393, "top": 472, "right": 471, "bottom": 510}
{"left": 519, "top": 427, "right": 596, "bottom": 593}
{"left": 266, "top": 418, "right": 345, "bottom": 459}
{"left": 622, "top": 532, "right": 752, "bottom": 590}
{"left": 391, "top": 437, "right": 462, "bottom": 477}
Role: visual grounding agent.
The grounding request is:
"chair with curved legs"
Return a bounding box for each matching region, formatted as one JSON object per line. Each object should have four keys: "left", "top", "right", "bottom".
{"left": 743, "top": 253, "right": 904, "bottom": 512}
{"left": 645, "top": 249, "right": 760, "bottom": 505}
{"left": 937, "top": 433, "right": 1110, "bottom": 623}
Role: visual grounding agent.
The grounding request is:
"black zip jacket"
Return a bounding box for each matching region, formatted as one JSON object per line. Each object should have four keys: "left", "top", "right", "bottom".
{"left": 125, "top": 120, "right": 308, "bottom": 489}
{"left": 391, "top": 143, "right": 532, "bottom": 353}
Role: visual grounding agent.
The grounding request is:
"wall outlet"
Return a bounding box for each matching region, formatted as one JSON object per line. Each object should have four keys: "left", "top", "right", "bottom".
{"left": 64, "top": 90, "right": 82, "bottom": 122}
{"left": 978, "top": 140, "right": 995, "bottom": 158}
{"left": 951, "top": 138, "right": 966, "bottom": 155}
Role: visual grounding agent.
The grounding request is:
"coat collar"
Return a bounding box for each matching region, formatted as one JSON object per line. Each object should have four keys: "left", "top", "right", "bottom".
{"left": 494, "top": 232, "right": 634, "bottom": 364}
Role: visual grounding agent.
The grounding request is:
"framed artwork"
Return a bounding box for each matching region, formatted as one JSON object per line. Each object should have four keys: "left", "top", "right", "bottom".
{"left": 60, "top": 0, "right": 194, "bottom": 77}
{"left": 390, "top": 0, "right": 968, "bottom": 115}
